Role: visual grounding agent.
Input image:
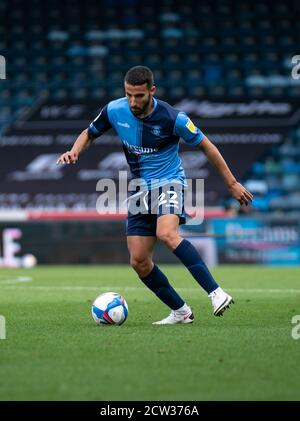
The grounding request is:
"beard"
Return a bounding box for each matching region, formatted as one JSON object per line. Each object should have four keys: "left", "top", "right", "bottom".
{"left": 130, "top": 95, "right": 151, "bottom": 116}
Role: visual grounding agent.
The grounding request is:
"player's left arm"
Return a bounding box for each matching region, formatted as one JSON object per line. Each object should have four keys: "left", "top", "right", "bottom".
{"left": 197, "top": 136, "right": 253, "bottom": 206}
{"left": 174, "top": 111, "right": 253, "bottom": 206}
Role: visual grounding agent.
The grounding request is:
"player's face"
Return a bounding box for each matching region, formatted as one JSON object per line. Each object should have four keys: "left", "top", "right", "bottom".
{"left": 125, "top": 83, "right": 156, "bottom": 116}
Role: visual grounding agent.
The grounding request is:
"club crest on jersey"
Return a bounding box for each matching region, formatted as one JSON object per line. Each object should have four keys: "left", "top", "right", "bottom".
{"left": 186, "top": 119, "right": 197, "bottom": 134}
{"left": 151, "top": 126, "right": 161, "bottom": 137}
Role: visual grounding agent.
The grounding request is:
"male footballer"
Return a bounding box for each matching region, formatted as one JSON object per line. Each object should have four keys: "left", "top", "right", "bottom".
{"left": 57, "top": 66, "right": 253, "bottom": 324}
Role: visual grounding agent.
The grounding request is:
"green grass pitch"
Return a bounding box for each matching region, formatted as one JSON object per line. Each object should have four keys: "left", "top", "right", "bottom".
{"left": 0, "top": 265, "right": 299, "bottom": 401}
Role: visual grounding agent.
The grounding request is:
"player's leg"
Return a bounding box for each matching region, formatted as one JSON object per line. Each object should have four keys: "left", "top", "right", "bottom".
{"left": 127, "top": 235, "right": 193, "bottom": 324}
{"left": 127, "top": 235, "right": 156, "bottom": 278}
{"left": 156, "top": 214, "right": 234, "bottom": 316}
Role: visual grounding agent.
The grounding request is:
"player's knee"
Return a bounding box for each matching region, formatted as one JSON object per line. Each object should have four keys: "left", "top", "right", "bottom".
{"left": 156, "top": 229, "right": 175, "bottom": 246}
{"left": 130, "top": 256, "right": 152, "bottom": 276}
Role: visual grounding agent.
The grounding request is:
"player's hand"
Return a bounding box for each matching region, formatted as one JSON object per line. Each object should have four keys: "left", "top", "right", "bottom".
{"left": 56, "top": 151, "right": 78, "bottom": 165}
{"left": 228, "top": 181, "right": 253, "bottom": 206}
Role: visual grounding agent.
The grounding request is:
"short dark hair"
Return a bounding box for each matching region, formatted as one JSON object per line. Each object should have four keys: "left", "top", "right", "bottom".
{"left": 124, "top": 66, "right": 154, "bottom": 89}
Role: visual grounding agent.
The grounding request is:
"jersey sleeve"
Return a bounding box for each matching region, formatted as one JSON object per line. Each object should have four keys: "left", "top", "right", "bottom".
{"left": 173, "top": 111, "right": 204, "bottom": 146}
{"left": 88, "top": 105, "right": 112, "bottom": 138}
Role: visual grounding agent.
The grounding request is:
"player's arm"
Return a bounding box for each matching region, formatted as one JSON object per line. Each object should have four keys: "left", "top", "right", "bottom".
{"left": 57, "top": 104, "right": 112, "bottom": 165}
{"left": 197, "top": 136, "right": 253, "bottom": 206}
{"left": 56, "top": 129, "right": 93, "bottom": 164}
{"left": 174, "top": 111, "right": 253, "bottom": 206}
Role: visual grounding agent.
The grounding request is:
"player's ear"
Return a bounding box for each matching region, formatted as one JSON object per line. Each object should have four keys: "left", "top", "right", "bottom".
{"left": 150, "top": 85, "right": 156, "bottom": 96}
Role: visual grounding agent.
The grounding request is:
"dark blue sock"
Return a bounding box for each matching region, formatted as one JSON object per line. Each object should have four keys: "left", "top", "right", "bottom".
{"left": 140, "top": 264, "right": 184, "bottom": 310}
{"left": 173, "top": 239, "right": 218, "bottom": 294}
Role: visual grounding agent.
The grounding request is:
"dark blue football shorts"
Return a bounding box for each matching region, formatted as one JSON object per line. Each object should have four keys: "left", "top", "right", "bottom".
{"left": 126, "top": 183, "right": 189, "bottom": 237}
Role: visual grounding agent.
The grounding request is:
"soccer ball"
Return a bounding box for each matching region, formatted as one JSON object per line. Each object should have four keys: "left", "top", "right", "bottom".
{"left": 91, "top": 292, "right": 128, "bottom": 326}
{"left": 22, "top": 254, "right": 37, "bottom": 268}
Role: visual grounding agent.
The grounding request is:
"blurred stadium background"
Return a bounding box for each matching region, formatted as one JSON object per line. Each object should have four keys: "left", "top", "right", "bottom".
{"left": 0, "top": 0, "right": 300, "bottom": 267}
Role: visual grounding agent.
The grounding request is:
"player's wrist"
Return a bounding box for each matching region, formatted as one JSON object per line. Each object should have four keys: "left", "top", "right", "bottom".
{"left": 227, "top": 179, "right": 237, "bottom": 190}
{"left": 70, "top": 149, "right": 79, "bottom": 157}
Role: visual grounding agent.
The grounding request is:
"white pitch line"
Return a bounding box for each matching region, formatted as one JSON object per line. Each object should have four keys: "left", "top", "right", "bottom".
{"left": 0, "top": 276, "right": 33, "bottom": 285}
{"left": 0, "top": 285, "right": 299, "bottom": 294}
{"left": 230, "top": 288, "right": 300, "bottom": 294}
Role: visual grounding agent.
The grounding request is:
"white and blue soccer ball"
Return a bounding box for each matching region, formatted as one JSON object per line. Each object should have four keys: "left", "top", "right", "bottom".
{"left": 91, "top": 292, "right": 128, "bottom": 326}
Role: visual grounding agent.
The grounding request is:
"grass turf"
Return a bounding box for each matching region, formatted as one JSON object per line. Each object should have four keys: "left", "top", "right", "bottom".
{"left": 0, "top": 265, "right": 299, "bottom": 401}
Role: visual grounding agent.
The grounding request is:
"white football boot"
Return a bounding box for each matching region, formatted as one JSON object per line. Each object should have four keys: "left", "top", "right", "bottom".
{"left": 152, "top": 304, "right": 194, "bottom": 325}
{"left": 209, "top": 287, "right": 234, "bottom": 317}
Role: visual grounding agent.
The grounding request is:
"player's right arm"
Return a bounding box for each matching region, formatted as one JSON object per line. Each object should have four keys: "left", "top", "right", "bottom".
{"left": 56, "top": 129, "right": 93, "bottom": 164}
{"left": 56, "top": 104, "right": 112, "bottom": 165}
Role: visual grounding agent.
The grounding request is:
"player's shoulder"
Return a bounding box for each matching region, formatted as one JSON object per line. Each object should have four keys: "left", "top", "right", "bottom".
{"left": 107, "top": 97, "right": 128, "bottom": 113}
{"left": 106, "top": 97, "right": 130, "bottom": 124}
{"left": 155, "top": 98, "right": 180, "bottom": 121}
